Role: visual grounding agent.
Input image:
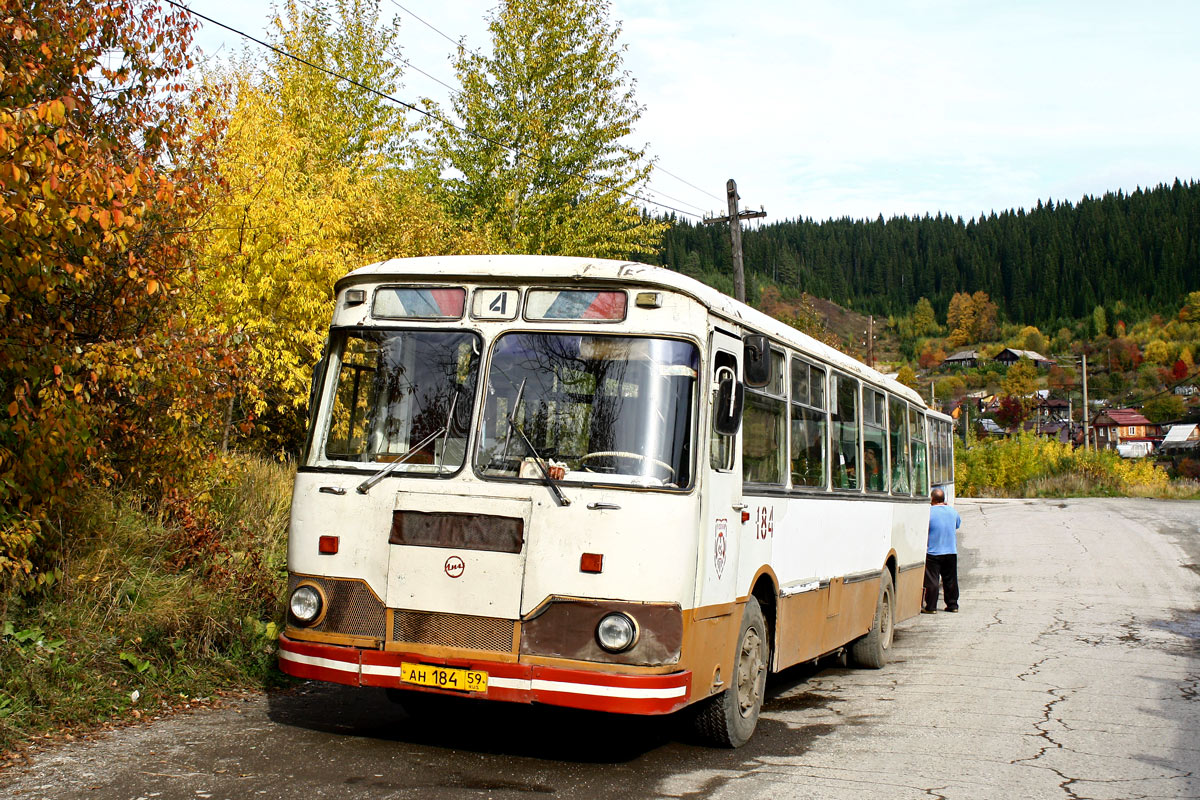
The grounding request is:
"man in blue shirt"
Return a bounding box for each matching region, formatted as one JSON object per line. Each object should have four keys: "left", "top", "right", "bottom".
{"left": 922, "top": 488, "right": 962, "bottom": 614}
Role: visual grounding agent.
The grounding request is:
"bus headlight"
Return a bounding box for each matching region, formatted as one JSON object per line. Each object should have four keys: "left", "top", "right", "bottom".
{"left": 596, "top": 613, "right": 637, "bottom": 652}
{"left": 289, "top": 585, "right": 323, "bottom": 625}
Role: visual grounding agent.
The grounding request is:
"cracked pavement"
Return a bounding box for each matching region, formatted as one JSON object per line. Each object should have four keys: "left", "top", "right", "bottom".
{"left": 2, "top": 498, "right": 1198, "bottom": 799}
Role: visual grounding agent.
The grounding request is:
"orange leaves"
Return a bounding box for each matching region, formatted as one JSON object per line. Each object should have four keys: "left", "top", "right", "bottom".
{"left": 1, "top": 0, "right": 235, "bottom": 590}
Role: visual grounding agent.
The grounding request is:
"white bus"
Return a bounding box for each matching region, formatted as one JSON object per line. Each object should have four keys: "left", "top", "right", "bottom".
{"left": 279, "top": 255, "right": 955, "bottom": 746}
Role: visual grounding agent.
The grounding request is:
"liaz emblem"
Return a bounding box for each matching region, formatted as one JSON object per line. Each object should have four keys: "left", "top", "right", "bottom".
{"left": 444, "top": 555, "right": 465, "bottom": 578}
{"left": 714, "top": 519, "right": 728, "bottom": 578}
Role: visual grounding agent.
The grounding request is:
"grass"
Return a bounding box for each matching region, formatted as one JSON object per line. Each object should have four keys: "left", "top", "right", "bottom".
{"left": 0, "top": 456, "right": 293, "bottom": 756}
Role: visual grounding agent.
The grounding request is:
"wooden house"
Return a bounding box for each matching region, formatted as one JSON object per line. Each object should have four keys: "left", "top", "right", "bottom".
{"left": 1089, "top": 408, "right": 1162, "bottom": 451}
{"left": 942, "top": 350, "right": 979, "bottom": 369}
{"left": 995, "top": 348, "right": 1056, "bottom": 368}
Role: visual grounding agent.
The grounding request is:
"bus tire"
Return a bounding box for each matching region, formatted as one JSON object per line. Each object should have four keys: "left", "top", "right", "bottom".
{"left": 691, "top": 597, "right": 768, "bottom": 748}
{"left": 850, "top": 570, "right": 895, "bottom": 669}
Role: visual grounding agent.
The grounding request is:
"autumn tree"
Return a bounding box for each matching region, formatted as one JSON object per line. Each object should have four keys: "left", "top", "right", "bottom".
{"left": 1107, "top": 337, "right": 1142, "bottom": 372}
{"left": 1047, "top": 364, "right": 1077, "bottom": 393}
{"left": 1143, "top": 339, "right": 1169, "bottom": 365}
{"left": 994, "top": 395, "right": 1030, "bottom": 430}
{"left": 918, "top": 342, "right": 945, "bottom": 370}
{"left": 1179, "top": 291, "right": 1200, "bottom": 323}
{"left": 429, "top": 0, "right": 665, "bottom": 258}
{"left": 1142, "top": 394, "right": 1184, "bottom": 424}
{"left": 896, "top": 364, "right": 919, "bottom": 390}
{"left": 946, "top": 291, "right": 998, "bottom": 346}
{"left": 1001, "top": 358, "right": 1038, "bottom": 399}
{"left": 912, "top": 297, "right": 938, "bottom": 336}
{"left": 192, "top": 0, "right": 490, "bottom": 446}
{"left": 1, "top": 0, "right": 234, "bottom": 587}
{"left": 1019, "top": 325, "right": 1046, "bottom": 353}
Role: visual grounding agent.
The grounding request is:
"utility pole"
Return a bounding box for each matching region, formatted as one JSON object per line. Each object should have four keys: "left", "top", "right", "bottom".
{"left": 1081, "top": 353, "right": 1090, "bottom": 449}
{"left": 703, "top": 179, "right": 766, "bottom": 302}
{"left": 864, "top": 315, "right": 875, "bottom": 368}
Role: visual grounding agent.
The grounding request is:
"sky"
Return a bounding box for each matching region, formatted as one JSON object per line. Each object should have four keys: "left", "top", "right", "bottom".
{"left": 185, "top": 0, "right": 1200, "bottom": 226}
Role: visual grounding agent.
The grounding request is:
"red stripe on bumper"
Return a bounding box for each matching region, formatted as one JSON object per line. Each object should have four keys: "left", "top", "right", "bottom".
{"left": 278, "top": 635, "right": 691, "bottom": 715}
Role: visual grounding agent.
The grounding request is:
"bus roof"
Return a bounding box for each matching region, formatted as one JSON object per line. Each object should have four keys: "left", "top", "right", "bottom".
{"left": 339, "top": 255, "right": 927, "bottom": 408}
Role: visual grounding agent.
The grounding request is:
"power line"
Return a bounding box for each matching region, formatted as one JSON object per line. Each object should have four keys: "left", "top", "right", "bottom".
{"left": 170, "top": 1, "right": 701, "bottom": 219}
{"left": 378, "top": 0, "right": 717, "bottom": 213}
{"left": 641, "top": 187, "right": 708, "bottom": 215}
{"left": 654, "top": 165, "right": 724, "bottom": 203}
{"left": 385, "top": 0, "right": 461, "bottom": 50}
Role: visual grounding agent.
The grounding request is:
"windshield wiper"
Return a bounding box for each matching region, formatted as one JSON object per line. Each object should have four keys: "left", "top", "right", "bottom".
{"left": 356, "top": 391, "right": 459, "bottom": 495}
{"left": 501, "top": 379, "right": 570, "bottom": 507}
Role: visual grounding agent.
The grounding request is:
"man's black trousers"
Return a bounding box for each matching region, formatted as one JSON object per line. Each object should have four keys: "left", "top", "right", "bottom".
{"left": 923, "top": 553, "right": 959, "bottom": 611}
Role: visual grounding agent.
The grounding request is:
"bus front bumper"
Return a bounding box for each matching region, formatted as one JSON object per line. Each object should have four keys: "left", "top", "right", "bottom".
{"left": 277, "top": 634, "right": 693, "bottom": 715}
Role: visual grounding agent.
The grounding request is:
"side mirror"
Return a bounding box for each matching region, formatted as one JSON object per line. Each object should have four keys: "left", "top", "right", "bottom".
{"left": 714, "top": 369, "right": 744, "bottom": 436}
{"left": 743, "top": 334, "right": 770, "bottom": 388}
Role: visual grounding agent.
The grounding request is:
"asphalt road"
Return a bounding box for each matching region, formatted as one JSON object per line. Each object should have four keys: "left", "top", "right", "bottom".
{"left": 3, "top": 498, "right": 1198, "bottom": 800}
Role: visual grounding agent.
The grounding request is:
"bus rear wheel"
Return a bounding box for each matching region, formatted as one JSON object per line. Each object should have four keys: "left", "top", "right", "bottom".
{"left": 691, "top": 597, "right": 768, "bottom": 748}
{"left": 850, "top": 570, "right": 895, "bottom": 669}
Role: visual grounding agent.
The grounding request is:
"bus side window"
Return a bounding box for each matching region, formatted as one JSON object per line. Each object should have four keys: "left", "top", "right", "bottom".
{"left": 910, "top": 407, "right": 929, "bottom": 495}
{"left": 790, "top": 358, "right": 827, "bottom": 489}
{"left": 888, "top": 395, "right": 911, "bottom": 495}
{"left": 710, "top": 351, "right": 737, "bottom": 471}
{"left": 863, "top": 388, "right": 888, "bottom": 493}
{"left": 742, "top": 349, "right": 786, "bottom": 485}
{"left": 831, "top": 373, "right": 860, "bottom": 490}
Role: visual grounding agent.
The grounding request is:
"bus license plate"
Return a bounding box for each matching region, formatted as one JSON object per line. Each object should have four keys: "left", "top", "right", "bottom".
{"left": 400, "top": 662, "right": 488, "bottom": 692}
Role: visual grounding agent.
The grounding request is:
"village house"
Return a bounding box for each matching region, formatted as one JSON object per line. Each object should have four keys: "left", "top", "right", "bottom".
{"left": 1089, "top": 408, "right": 1163, "bottom": 451}
{"left": 1160, "top": 423, "right": 1200, "bottom": 455}
{"left": 1035, "top": 395, "right": 1070, "bottom": 424}
{"left": 995, "top": 348, "right": 1056, "bottom": 368}
{"left": 942, "top": 349, "right": 979, "bottom": 369}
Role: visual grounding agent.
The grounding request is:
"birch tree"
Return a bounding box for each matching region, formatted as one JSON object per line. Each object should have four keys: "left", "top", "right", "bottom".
{"left": 430, "top": 0, "right": 665, "bottom": 258}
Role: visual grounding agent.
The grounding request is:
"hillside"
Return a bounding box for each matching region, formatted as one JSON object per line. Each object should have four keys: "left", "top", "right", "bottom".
{"left": 651, "top": 180, "right": 1200, "bottom": 329}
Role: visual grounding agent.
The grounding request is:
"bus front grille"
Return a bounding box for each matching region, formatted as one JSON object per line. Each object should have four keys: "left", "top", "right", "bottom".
{"left": 391, "top": 610, "right": 516, "bottom": 653}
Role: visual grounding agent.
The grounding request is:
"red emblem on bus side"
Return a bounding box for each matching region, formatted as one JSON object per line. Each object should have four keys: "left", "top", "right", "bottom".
{"left": 714, "top": 520, "right": 728, "bottom": 578}
{"left": 444, "top": 556, "right": 465, "bottom": 578}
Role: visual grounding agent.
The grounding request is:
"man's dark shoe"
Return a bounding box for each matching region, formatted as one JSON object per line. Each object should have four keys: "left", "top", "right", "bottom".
{"left": 921, "top": 608, "right": 937, "bottom": 615}
{"left": 945, "top": 607, "right": 959, "bottom": 612}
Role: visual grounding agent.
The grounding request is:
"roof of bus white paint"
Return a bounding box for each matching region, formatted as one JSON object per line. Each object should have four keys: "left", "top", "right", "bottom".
{"left": 339, "top": 255, "right": 926, "bottom": 407}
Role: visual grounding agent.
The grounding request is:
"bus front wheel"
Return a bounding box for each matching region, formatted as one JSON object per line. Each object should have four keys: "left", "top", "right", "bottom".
{"left": 691, "top": 597, "right": 768, "bottom": 748}
{"left": 850, "top": 570, "right": 895, "bottom": 669}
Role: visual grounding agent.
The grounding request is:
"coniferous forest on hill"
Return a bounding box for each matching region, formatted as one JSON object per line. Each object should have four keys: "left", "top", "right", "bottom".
{"left": 651, "top": 179, "right": 1200, "bottom": 328}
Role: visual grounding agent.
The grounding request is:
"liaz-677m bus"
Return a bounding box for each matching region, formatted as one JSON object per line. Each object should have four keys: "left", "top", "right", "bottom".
{"left": 278, "top": 255, "right": 955, "bottom": 747}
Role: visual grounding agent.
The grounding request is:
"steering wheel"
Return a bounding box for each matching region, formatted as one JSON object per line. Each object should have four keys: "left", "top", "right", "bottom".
{"left": 579, "top": 451, "right": 676, "bottom": 481}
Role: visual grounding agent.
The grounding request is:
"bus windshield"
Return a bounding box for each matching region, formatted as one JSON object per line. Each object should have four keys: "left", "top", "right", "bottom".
{"left": 314, "top": 329, "right": 480, "bottom": 474}
{"left": 475, "top": 333, "right": 698, "bottom": 489}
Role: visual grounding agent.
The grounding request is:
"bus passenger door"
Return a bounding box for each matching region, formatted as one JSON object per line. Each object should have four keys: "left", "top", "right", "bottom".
{"left": 696, "top": 331, "right": 744, "bottom": 613}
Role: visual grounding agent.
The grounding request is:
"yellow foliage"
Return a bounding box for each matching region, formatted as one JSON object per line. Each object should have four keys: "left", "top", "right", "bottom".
{"left": 191, "top": 83, "right": 491, "bottom": 416}
{"left": 956, "top": 431, "right": 1173, "bottom": 497}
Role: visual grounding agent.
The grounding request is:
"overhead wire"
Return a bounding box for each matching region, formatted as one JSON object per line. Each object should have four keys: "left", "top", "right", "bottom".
{"left": 170, "top": 0, "right": 703, "bottom": 219}
{"left": 377, "top": 0, "right": 718, "bottom": 214}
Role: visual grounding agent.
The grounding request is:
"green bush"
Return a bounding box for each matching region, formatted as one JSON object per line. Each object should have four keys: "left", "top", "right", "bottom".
{"left": 0, "top": 456, "right": 292, "bottom": 753}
